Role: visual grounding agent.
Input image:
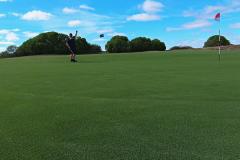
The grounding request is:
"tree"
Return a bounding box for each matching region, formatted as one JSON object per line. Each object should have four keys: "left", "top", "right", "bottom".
{"left": 6, "top": 45, "right": 18, "bottom": 54}
{"left": 105, "top": 36, "right": 167, "bottom": 53}
{"left": 204, "top": 35, "right": 231, "bottom": 48}
{"left": 16, "top": 32, "right": 101, "bottom": 56}
{"left": 105, "top": 36, "right": 130, "bottom": 53}
{"left": 151, "top": 39, "right": 166, "bottom": 51}
{"left": 0, "top": 45, "right": 18, "bottom": 58}
{"left": 89, "top": 44, "right": 102, "bottom": 53}
{"left": 0, "top": 51, "right": 15, "bottom": 58}
{"left": 0, "top": 51, "right": 8, "bottom": 58}
{"left": 130, "top": 37, "right": 152, "bottom": 52}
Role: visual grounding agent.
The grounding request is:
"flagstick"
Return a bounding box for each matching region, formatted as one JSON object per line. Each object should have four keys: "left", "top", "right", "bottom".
{"left": 218, "top": 29, "right": 221, "bottom": 62}
{"left": 218, "top": 15, "right": 221, "bottom": 62}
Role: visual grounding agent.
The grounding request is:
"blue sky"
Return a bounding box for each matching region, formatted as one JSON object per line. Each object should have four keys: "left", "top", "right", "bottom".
{"left": 0, "top": 0, "right": 240, "bottom": 51}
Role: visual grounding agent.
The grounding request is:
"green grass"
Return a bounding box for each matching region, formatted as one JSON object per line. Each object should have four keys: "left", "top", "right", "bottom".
{"left": 1, "top": 50, "right": 240, "bottom": 160}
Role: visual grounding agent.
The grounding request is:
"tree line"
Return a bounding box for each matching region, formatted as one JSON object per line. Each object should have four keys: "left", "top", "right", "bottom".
{"left": 1, "top": 32, "right": 101, "bottom": 58}
{"left": 0, "top": 32, "right": 231, "bottom": 58}
{"left": 106, "top": 36, "right": 166, "bottom": 53}
{"left": 16, "top": 32, "right": 101, "bottom": 56}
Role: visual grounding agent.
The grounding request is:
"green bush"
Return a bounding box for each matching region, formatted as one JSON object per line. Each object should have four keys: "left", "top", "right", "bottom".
{"left": 130, "top": 37, "right": 152, "bottom": 52}
{"left": 204, "top": 35, "right": 231, "bottom": 48}
{"left": 151, "top": 39, "right": 166, "bottom": 51}
{"left": 16, "top": 32, "right": 101, "bottom": 56}
{"left": 105, "top": 36, "right": 130, "bottom": 53}
{"left": 89, "top": 44, "right": 102, "bottom": 54}
{"left": 0, "top": 45, "right": 18, "bottom": 58}
{"left": 0, "top": 52, "right": 15, "bottom": 58}
{"left": 106, "top": 36, "right": 166, "bottom": 53}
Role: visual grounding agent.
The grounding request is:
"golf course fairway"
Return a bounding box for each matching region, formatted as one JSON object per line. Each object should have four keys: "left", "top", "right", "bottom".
{"left": 1, "top": 50, "right": 240, "bottom": 160}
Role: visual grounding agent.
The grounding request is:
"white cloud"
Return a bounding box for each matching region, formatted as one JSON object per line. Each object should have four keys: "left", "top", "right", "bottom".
{"left": 141, "top": 0, "right": 164, "bottom": 13}
{"left": 0, "top": 29, "right": 19, "bottom": 42}
{"left": 182, "top": 6, "right": 223, "bottom": 20}
{"left": 62, "top": 5, "right": 95, "bottom": 14}
{"left": 204, "top": 6, "right": 223, "bottom": 15}
{"left": 68, "top": 20, "right": 96, "bottom": 28}
{"left": 0, "top": 13, "right": 6, "bottom": 18}
{"left": 0, "top": 41, "right": 14, "bottom": 45}
{"left": 40, "top": 5, "right": 120, "bottom": 38}
{"left": 0, "top": 29, "right": 9, "bottom": 34}
{"left": 183, "top": 0, "right": 240, "bottom": 20}
{"left": 230, "top": 23, "right": 240, "bottom": 29}
{"left": 23, "top": 31, "right": 39, "bottom": 38}
{"left": 11, "top": 12, "right": 21, "bottom": 17}
{"left": 183, "top": 20, "right": 211, "bottom": 29}
{"left": 166, "top": 27, "right": 181, "bottom": 32}
{"left": 107, "top": 32, "right": 126, "bottom": 36}
{"left": 0, "top": 0, "right": 12, "bottom": 2}
{"left": 6, "top": 32, "right": 19, "bottom": 41}
{"left": 168, "top": 0, "right": 223, "bottom": 33}
{"left": 63, "top": 8, "right": 110, "bottom": 32}
{"left": 127, "top": 0, "right": 163, "bottom": 22}
{"left": 96, "top": 29, "right": 113, "bottom": 34}
{"left": 80, "top": 5, "right": 95, "bottom": 11}
{"left": 22, "top": 10, "right": 52, "bottom": 21}
{"left": 12, "top": 28, "right": 20, "bottom": 32}
{"left": 127, "top": 13, "right": 160, "bottom": 21}
{"left": 62, "top": 7, "right": 78, "bottom": 14}
{"left": 92, "top": 38, "right": 106, "bottom": 42}
{"left": 166, "top": 20, "right": 212, "bottom": 32}
{"left": 221, "top": 0, "right": 240, "bottom": 14}
{"left": 68, "top": 20, "right": 81, "bottom": 27}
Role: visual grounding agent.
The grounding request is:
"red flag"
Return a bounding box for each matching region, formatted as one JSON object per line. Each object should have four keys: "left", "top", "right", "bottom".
{"left": 215, "top": 13, "right": 221, "bottom": 21}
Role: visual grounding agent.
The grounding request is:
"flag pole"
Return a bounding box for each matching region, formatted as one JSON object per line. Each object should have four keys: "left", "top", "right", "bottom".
{"left": 217, "top": 12, "right": 221, "bottom": 62}
{"left": 218, "top": 27, "right": 221, "bottom": 62}
{"left": 215, "top": 12, "right": 221, "bottom": 62}
{"left": 218, "top": 28, "right": 221, "bottom": 62}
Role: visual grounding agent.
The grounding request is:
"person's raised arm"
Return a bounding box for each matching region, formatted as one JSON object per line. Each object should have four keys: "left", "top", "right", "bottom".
{"left": 75, "top": 30, "right": 78, "bottom": 39}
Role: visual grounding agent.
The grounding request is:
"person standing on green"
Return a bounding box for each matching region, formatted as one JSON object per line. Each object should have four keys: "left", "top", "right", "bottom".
{"left": 66, "top": 31, "right": 78, "bottom": 62}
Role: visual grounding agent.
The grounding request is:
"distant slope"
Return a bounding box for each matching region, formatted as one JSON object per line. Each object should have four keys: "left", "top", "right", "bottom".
{"left": 202, "top": 45, "right": 240, "bottom": 50}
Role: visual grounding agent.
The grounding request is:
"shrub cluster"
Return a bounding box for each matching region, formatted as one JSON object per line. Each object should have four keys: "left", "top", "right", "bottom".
{"left": 204, "top": 35, "right": 231, "bottom": 48}
{"left": 1, "top": 34, "right": 233, "bottom": 58}
{"left": 15, "top": 32, "right": 101, "bottom": 56}
{"left": 105, "top": 36, "right": 166, "bottom": 53}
